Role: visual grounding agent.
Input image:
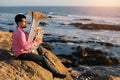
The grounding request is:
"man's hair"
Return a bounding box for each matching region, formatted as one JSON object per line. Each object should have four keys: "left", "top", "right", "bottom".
{"left": 15, "top": 14, "right": 26, "bottom": 25}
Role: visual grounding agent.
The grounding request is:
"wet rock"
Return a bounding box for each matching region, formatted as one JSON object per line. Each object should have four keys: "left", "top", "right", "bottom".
{"left": 67, "top": 67, "right": 80, "bottom": 79}
{"left": 73, "top": 46, "right": 88, "bottom": 58}
{"left": 48, "top": 16, "right": 52, "bottom": 18}
{"left": 78, "top": 71, "right": 98, "bottom": 80}
{"left": 57, "top": 54, "right": 77, "bottom": 67}
{"left": 44, "top": 33, "right": 53, "bottom": 36}
{"left": 41, "top": 43, "right": 54, "bottom": 51}
{"left": 96, "top": 41, "right": 118, "bottom": 47}
{"left": 69, "top": 23, "right": 83, "bottom": 27}
{"left": 58, "top": 56, "right": 73, "bottom": 67}
{"left": 91, "top": 75, "right": 120, "bottom": 80}
{"left": 86, "top": 41, "right": 116, "bottom": 47}
{"left": 71, "top": 47, "right": 76, "bottom": 50}
{"left": 74, "top": 18, "right": 92, "bottom": 21}
{"left": 80, "top": 18, "right": 92, "bottom": 21}
{"left": 69, "top": 22, "right": 120, "bottom": 31}
{"left": 44, "top": 38, "right": 68, "bottom": 43}
{"left": 71, "top": 46, "right": 120, "bottom": 66}
{"left": 39, "top": 46, "right": 73, "bottom": 80}
{"left": 7, "top": 23, "right": 14, "bottom": 25}
{"left": 39, "top": 22, "right": 48, "bottom": 26}
{"left": 44, "top": 38, "right": 81, "bottom": 44}
{"left": 109, "top": 57, "right": 120, "bottom": 65}
{"left": 82, "top": 23, "right": 120, "bottom": 31}
{"left": 85, "top": 47, "right": 107, "bottom": 57}
{"left": 59, "top": 23, "right": 66, "bottom": 25}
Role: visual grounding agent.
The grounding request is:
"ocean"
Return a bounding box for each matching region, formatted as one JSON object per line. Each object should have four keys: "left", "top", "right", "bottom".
{"left": 0, "top": 6, "right": 120, "bottom": 78}
{"left": 0, "top": 6, "right": 120, "bottom": 54}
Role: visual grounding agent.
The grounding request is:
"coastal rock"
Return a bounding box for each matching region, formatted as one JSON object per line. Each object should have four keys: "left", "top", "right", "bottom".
{"left": 71, "top": 46, "right": 120, "bottom": 66}
{"left": 69, "top": 23, "right": 120, "bottom": 31}
{"left": 48, "top": 16, "right": 52, "bottom": 18}
{"left": 41, "top": 43, "right": 54, "bottom": 51}
{"left": 57, "top": 54, "right": 75, "bottom": 67}
{"left": 0, "top": 30, "right": 73, "bottom": 80}
{"left": 0, "top": 49, "right": 73, "bottom": 80}
{"left": 0, "top": 30, "right": 12, "bottom": 50}
{"left": 74, "top": 18, "right": 92, "bottom": 21}
{"left": 7, "top": 23, "right": 14, "bottom": 25}
{"left": 39, "top": 46, "right": 73, "bottom": 80}
{"left": 81, "top": 23, "right": 120, "bottom": 31}
{"left": 91, "top": 75, "right": 120, "bottom": 80}
{"left": 69, "top": 23, "right": 83, "bottom": 27}
{"left": 39, "top": 22, "right": 48, "bottom": 26}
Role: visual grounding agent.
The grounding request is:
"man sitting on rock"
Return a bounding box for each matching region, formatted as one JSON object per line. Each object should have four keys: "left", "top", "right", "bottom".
{"left": 12, "top": 14, "right": 66, "bottom": 78}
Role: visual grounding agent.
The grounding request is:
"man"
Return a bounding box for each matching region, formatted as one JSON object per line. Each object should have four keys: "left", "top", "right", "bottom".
{"left": 12, "top": 14, "right": 66, "bottom": 78}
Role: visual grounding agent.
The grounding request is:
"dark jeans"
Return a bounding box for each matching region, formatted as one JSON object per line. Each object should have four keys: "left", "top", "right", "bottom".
{"left": 17, "top": 48, "right": 66, "bottom": 78}
{"left": 17, "top": 51, "right": 56, "bottom": 74}
{"left": 17, "top": 47, "right": 44, "bottom": 64}
{"left": 17, "top": 52, "right": 44, "bottom": 63}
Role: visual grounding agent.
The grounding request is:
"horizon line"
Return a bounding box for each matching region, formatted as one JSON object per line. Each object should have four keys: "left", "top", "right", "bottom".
{"left": 0, "top": 5, "right": 120, "bottom": 8}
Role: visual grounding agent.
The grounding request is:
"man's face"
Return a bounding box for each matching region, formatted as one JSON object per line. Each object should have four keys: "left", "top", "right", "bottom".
{"left": 18, "top": 18, "right": 27, "bottom": 28}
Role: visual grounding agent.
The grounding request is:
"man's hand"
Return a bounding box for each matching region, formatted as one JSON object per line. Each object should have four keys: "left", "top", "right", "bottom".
{"left": 33, "top": 27, "right": 43, "bottom": 41}
{"left": 33, "top": 27, "right": 43, "bottom": 44}
{"left": 35, "top": 37, "right": 42, "bottom": 44}
{"left": 36, "top": 27, "right": 43, "bottom": 34}
{"left": 34, "top": 27, "right": 43, "bottom": 38}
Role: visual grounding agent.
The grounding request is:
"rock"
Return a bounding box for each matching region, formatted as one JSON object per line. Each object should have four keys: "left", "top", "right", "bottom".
{"left": 91, "top": 75, "right": 120, "bottom": 80}
{"left": 67, "top": 67, "right": 80, "bottom": 79}
{"left": 81, "top": 23, "right": 120, "bottom": 31}
{"left": 69, "top": 22, "right": 120, "bottom": 31}
{"left": 0, "top": 30, "right": 73, "bottom": 80}
{"left": 7, "top": 23, "right": 14, "bottom": 25}
{"left": 59, "top": 23, "right": 66, "bottom": 25}
{"left": 76, "top": 46, "right": 89, "bottom": 57}
{"left": 69, "top": 23, "right": 83, "bottom": 27}
{"left": 48, "top": 16, "right": 52, "bottom": 18}
{"left": 39, "top": 22, "right": 48, "bottom": 26}
{"left": 0, "top": 31, "right": 12, "bottom": 50}
{"left": 41, "top": 43, "right": 54, "bottom": 51}
{"left": 39, "top": 46, "right": 73, "bottom": 80}
{"left": 57, "top": 54, "right": 74, "bottom": 67}
{"left": 58, "top": 56, "right": 73, "bottom": 67}
{"left": 0, "top": 60, "right": 52, "bottom": 80}
{"left": 109, "top": 57, "right": 120, "bottom": 65}
{"left": 71, "top": 46, "right": 120, "bottom": 66}
{"left": 44, "top": 38, "right": 81, "bottom": 44}
{"left": 74, "top": 18, "right": 92, "bottom": 21}
{"left": 0, "top": 47, "right": 73, "bottom": 80}
{"left": 85, "top": 47, "right": 107, "bottom": 56}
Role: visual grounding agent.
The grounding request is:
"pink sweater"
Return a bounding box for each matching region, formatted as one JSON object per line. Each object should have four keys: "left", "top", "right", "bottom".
{"left": 12, "top": 27, "right": 37, "bottom": 57}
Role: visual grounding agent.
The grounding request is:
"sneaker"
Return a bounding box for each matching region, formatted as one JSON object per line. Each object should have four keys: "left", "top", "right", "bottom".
{"left": 53, "top": 72, "right": 66, "bottom": 78}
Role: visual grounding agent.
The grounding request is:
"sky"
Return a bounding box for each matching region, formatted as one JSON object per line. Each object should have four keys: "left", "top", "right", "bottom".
{"left": 0, "top": 0, "right": 120, "bottom": 7}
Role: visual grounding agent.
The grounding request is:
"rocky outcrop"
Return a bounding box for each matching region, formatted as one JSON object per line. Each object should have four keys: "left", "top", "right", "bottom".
{"left": 39, "top": 22, "right": 48, "bottom": 26}
{"left": 0, "top": 30, "right": 73, "bottom": 80}
{"left": 69, "top": 23, "right": 120, "bottom": 31}
{"left": 91, "top": 75, "right": 120, "bottom": 80}
{"left": 39, "top": 46, "right": 73, "bottom": 80}
{"left": 0, "top": 48, "right": 73, "bottom": 80}
{"left": 58, "top": 46, "right": 120, "bottom": 66}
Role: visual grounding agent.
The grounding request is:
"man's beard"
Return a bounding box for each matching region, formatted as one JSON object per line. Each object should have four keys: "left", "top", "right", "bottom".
{"left": 23, "top": 26, "right": 27, "bottom": 28}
